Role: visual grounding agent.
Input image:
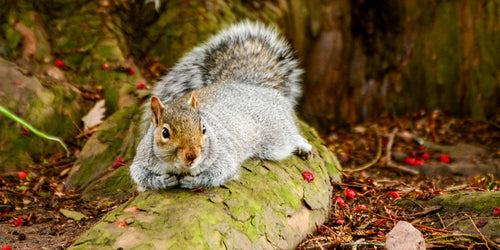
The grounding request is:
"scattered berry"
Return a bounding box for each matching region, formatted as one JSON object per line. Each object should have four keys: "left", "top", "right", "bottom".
{"left": 410, "top": 151, "right": 418, "bottom": 158}
{"left": 414, "top": 159, "right": 424, "bottom": 165}
{"left": 334, "top": 197, "right": 344, "bottom": 205}
{"left": 421, "top": 152, "right": 430, "bottom": 160}
{"left": 389, "top": 211, "right": 397, "bottom": 219}
{"left": 128, "top": 68, "right": 135, "bottom": 75}
{"left": 355, "top": 204, "right": 367, "bottom": 211}
{"left": 1, "top": 245, "right": 12, "bottom": 250}
{"left": 439, "top": 154, "right": 451, "bottom": 163}
{"left": 9, "top": 219, "right": 15, "bottom": 224}
{"left": 493, "top": 207, "right": 500, "bottom": 216}
{"left": 340, "top": 153, "right": 349, "bottom": 163}
{"left": 112, "top": 157, "right": 125, "bottom": 168}
{"left": 14, "top": 217, "right": 26, "bottom": 226}
{"left": 335, "top": 219, "right": 345, "bottom": 224}
{"left": 388, "top": 191, "right": 400, "bottom": 198}
{"left": 418, "top": 144, "right": 426, "bottom": 150}
{"left": 54, "top": 59, "right": 66, "bottom": 68}
{"left": 302, "top": 171, "right": 314, "bottom": 182}
{"left": 345, "top": 189, "right": 356, "bottom": 199}
{"left": 18, "top": 171, "right": 27, "bottom": 179}
{"left": 476, "top": 220, "right": 487, "bottom": 228}
{"left": 20, "top": 128, "right": 29, "bottom": 136}
{"left": 367, "top": 177, "right": 377, "bottom": 186}
{"left": 376, "top": 230, "right": 385, "bottom": 236}
{"left": 137, "top": 82, "right": 146, "bottom": 89}
{"left": 404, "top": 157, "right": 416, "bottom": 165}
{"left": 101, "top": 63, "right": 109, "bottom": 70}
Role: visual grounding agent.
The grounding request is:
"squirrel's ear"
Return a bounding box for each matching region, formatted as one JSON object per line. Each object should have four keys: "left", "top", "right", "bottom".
{"left": 151, "top": 96, "right": 165, "bottom": 127}
{"left": 188, "top": 91, "right": 198, "bottom": 109}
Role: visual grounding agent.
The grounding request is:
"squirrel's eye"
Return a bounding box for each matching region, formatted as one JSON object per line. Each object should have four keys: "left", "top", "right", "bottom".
{"left": 202, "top": 124, "right": 206, "bottom": 134}
{"left": 162, "top": 127, "right": 170, "bottom": 139}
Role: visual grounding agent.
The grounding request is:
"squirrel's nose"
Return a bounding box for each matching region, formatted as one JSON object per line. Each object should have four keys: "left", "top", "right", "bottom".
{"left": 186, "top": 153, "right": 197, "bottom": 163}
{"left": 181, "top": 149, "right": 200, "bottom": 167}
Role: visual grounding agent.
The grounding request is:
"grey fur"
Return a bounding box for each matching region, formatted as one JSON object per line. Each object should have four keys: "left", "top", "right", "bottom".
{"left": 130, "top": 21, "right": 311, "bottom": 190}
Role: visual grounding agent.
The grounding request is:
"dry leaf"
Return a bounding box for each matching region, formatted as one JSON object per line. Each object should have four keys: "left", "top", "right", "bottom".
{"left": 81, "top": 99, "right": 106, "bottom": 132}
{"left": 14, "top": 22, "right": 37, "bottom": 60}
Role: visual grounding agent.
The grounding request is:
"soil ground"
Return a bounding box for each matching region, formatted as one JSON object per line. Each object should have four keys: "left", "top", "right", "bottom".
{"left": 1, "top": 112, "right": 499, "bottom": 249}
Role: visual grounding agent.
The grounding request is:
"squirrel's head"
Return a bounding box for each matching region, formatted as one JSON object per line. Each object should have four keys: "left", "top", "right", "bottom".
{"left": 151, "top": 92, "right": 206, "bottom": 172}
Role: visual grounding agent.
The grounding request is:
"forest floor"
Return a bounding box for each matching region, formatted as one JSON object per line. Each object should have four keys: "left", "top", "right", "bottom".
{"left": 0, "top": 112, "right": 499, "bottom": 249}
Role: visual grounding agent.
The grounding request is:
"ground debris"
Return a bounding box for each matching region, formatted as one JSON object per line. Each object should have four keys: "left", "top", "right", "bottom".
{"left": 299, "top": 112, "right": 500, "bottom": 249}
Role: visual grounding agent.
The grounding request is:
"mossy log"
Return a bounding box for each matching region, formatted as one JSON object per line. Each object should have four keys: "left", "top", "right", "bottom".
{"left": 70, "top": 122, "right": 341, "bottom": 249}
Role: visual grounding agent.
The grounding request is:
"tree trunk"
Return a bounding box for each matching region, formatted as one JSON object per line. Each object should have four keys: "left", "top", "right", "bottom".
{"left": 298, "top": 0, "right": 500, "bottom": 130}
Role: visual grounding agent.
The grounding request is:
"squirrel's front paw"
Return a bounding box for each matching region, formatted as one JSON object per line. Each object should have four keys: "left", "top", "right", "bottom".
{"left": 296, "top": 139, "right": 313, "bottom": 159}
{"left": 179, "top": 175, "right": 207, "bottom": 189}
{"left": 152, "top": 174, "right": 179, "bottom": 190}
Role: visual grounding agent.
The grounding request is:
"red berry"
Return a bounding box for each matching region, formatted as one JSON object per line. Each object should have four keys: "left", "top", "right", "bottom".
{"left": 421, "top": 152, "right": 430, "bottom": 160}
{"left": 476, "top": 220, "right": 487, "bottom": 228}
{"left": 18, "top": 171, "right": 27, "bottom": 179}
{"left": 388, "top": 191, "right": 400, "bottom": 198}
{"left": 15, "top": 217, "right": 25, "bottom": 226}
{"left": 345, "top": 189, "right": 356, "bottom": 199}
{"left": 20, "top": 128, "right": 29, "bottom": 136}
{"left": 54, "top": 59, "right": 66, "bottom": 68}
{"left": 418, "top": 144, "right": 426, "bottom": 150}
{"left": 340, "top": 153, "right": 349, "bottom": 163}
{"left": 334, "top": 197, "right": 344, "bottom": 205}
{"left": 128, "top": 68, "right": 135, "bottom": 75}
{"left": 404, "top": 157, "right": 416, "bottom": 165}
{"left": 2, "top": 245, "right": 12, "bottom": 250}
{"left": 335, "top": 219, "right": 345, "bottom": 224}
{"left": 493, "top": 207, "right": 500, "bottom": 216}
{"left": 302, "top": 171, "right": 314, "bottom": 182}
{"left": 9, "top": 219, "right": 15, "bottom": 224}
{"left": 410, "top": 151, "right": 418, "bottom": 158}
{"left": 101, "top": 63, "right": 109, "bottom": 70}
{"left": 377, "top": 230, "right": 385, "bottom": 236}
{"left": 112, "top": 157, "right": 125, "bottom": 168}
{"left": 137, "top": 82, "right": 146, "bottom": 89}
{"left": 355, "top": 205, "right": 366, "bottom": 211}
{"left": 439, "top": 154, "right": 450, "bottom": 163}
{"left": 389, "top": 211, "right": 397, "bottom": 219}
{"left": 414, "top": 159, "right": 424, "bottom": 165}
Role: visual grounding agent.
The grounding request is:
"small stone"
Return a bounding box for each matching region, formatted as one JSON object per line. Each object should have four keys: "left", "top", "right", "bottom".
{"left": 49, "top": 230, "right": 57, "bottom": 236}
{"left": 34, "top": 240, "right": 39, "bottom": 243}
{"left": 386, "top": 221, "right": 425, "bottom": 250}
{"left": 12, "top": 230, "right": 19, "bottom": 235}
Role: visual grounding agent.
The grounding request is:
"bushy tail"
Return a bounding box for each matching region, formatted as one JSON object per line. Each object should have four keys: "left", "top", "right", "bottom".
{"left": 152, "top": 21, "right": 303, "bottom": 106}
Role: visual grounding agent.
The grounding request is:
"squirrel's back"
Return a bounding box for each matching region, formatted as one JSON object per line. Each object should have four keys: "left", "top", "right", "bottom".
{"left": 152, "top": 21, "right": 303, "bottom": 106}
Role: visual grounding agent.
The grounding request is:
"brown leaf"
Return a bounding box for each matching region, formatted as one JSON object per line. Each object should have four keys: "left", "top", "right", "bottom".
{"left": 81, "top": 100, "right": 106, "bottom": 133}
{"left": 14, "top": 22, "right": 37, "bottom": 60}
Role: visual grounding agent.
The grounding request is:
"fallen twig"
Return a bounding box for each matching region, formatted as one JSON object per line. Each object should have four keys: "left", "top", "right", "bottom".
{"left": 468, "top": 215, "right": 491, "bottom": 250}
{"left": 385, "top": 127, "right": 420, "bottom": 175}
{"left": 428, "top": 234, "right": 500, "bottom": 250}
{"left": 346, "top": 126, "right": 382, "bottom": 173}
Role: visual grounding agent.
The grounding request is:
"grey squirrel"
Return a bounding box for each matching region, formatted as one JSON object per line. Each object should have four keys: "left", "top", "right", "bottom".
{"left": 130, "top": 21, "right": 312, "bottom": 190}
